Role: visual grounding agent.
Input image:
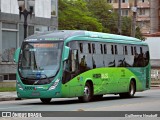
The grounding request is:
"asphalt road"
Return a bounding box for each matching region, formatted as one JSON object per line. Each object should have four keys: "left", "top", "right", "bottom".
{"left": 0, "top": 88, "right": 160, "bottom": 120}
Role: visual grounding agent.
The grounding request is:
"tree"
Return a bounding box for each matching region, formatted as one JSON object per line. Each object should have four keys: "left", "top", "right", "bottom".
{"left": 86, "top": 0, "right": 116, "bottom": 33}
{"left": 59, "top": 0, "right": 144, "bottom": 40}
{"left": 58, "top": 0, "right": 103, "bottom": 32}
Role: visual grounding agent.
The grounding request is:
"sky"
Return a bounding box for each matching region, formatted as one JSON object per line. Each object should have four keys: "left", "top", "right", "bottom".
{"left": 145, "top": 37, "right": 160, "bottom": 59}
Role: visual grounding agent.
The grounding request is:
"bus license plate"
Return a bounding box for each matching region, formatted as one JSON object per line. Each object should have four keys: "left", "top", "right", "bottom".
{"left": 31, "top": 92, "right": 40, "bottom": 96}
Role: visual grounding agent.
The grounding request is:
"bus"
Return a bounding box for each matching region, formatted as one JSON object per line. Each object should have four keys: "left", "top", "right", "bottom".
{"left": 14, "top": 30, "right": 150, "bottom": 103}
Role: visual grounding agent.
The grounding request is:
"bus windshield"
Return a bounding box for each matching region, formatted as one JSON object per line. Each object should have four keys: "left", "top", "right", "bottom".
{"left": 18, "top": 41, "right": 63, "bottom": 79}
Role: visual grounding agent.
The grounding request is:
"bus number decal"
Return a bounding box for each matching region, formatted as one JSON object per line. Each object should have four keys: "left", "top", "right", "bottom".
{"left": 101, "top": 73, "right": 108, "bottom": 79}
{"left": 93, "top": 73, "right": 108, "bottom": 79}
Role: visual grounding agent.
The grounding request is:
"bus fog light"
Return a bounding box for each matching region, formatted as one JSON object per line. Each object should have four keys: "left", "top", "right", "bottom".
{"left": 49, "top": 79, "right": 60, "bottom": 90}
{"left": 17, "top": 81, "right": 23, "bottom": 90}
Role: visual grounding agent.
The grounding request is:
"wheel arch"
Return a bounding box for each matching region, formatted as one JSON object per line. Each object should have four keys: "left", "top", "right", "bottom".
{"left": 130, "top": 78, "right": 136, "bottom": 92}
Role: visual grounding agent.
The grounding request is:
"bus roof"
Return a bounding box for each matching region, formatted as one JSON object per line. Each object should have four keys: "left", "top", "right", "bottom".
{"left": 25, "top": 30, "right": 146, "bottom": 45}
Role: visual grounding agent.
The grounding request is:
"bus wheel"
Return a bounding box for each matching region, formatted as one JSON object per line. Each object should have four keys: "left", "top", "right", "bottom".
{"left": 78, "top": 82, "right": 93, "bottom": 102}
{"left": 40, "top": 98, "right": 51, "bottom": 104}
{"left": 119, "top": 80, "right": 136, "bottom": 98}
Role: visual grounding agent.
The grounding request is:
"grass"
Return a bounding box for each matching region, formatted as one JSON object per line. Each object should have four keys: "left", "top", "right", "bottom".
{"left": 0, "top": 87, "right": 16, "bottom": 92}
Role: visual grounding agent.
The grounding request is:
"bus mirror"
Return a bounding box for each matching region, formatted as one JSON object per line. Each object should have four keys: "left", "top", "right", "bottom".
{"left": 63, "top": 46, "right": 70, "bottom": 61}
{"left": 14, "top": 48, "right": 20, "bottom": 63}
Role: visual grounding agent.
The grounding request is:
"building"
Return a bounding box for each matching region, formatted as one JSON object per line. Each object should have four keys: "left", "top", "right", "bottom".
{"left": 145, "top": 36, "right": 160, "bottom": 81}
{"left": 0, "top": 0, "right": 58, "bottom": 81}
{"left": 107, "top": 0, "right": 160, "bottom": 35}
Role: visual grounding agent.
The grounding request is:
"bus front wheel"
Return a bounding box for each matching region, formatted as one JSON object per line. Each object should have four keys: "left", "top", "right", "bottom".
{"left": 119, "top": 80, "right": 136, "bottom": 98}
{"left": 78, "top": 82, "right": 93, "bottom": 102}
{"left": 40, "top": 98, "right": 52, "bottom": 104}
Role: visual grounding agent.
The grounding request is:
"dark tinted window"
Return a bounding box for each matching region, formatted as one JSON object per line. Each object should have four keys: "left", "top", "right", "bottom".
{"left": 100, "top": 44, "right": 103, "bottom": 54}
{"left": 115, "top": 45, "right": 118, "bottom": 54}
{"left": 88, "top": 43, "right": 91, "bottom": 54}
{"left": 92, "top": 43, "right": 96, "bottom": 54}
{"left": 111, "top": 45, "right": 114, "bottom": 54}
{"left": 131, "top": 46, "right": 134, "bottom": 55}
{"left": 79, "top": 43, "right": 83, "bottom": 53}
{"left": 104, "top": 44, "right": 107, "bottom": 54}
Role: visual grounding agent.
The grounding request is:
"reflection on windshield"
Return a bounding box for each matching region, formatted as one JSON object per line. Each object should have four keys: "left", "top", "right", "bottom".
{"left": 19, "top": 42, "right": 63, "bottom": 79}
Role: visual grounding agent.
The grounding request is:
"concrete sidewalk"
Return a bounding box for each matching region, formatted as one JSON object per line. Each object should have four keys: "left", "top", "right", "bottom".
{"left": 0, "top": 92, "right": 18, "bottom": 101}
{"left": 0, "top": 86, "right": 160, "bottom": 102}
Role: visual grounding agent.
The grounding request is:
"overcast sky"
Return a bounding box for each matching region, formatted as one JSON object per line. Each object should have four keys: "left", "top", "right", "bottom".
{"left": 145, "top": 37, "right": 160, "bottom": 59}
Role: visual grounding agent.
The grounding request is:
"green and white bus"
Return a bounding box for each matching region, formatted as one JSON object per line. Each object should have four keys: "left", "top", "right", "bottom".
{"left": 14, "top": 30, "right": 150, "bottom": 103}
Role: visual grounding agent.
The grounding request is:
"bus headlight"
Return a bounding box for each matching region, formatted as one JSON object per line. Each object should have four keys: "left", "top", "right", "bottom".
{"left": 48, "top": 79, "right": 60, "bottom": 90}
{"left": 16, "top": 81, "right": 23, "bottom": 90}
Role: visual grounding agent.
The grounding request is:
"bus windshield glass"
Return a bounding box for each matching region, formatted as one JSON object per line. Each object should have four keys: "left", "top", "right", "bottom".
{"left": 18, "top": 41, "right": 63, "bottom": 79}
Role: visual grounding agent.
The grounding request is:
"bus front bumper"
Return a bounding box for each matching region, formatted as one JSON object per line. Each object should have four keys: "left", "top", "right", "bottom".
{"left": 17, "top": 89, "right": 61, "bottom": 99}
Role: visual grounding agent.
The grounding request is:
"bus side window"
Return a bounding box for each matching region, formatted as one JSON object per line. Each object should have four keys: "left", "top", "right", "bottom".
{"left": 131, "top": 46, "right": 134, "bottom": 55}
{"left": 79, "top": 43, "right": 83, "bottom": 53}
{"left": 104, "top": 44, "right": 107, "bottom": 54}
{"left": 100, "top": 44, "right": 103, "bottom": 54}
{"left": 124, "top": 46, "right": 128, "bottom": 55}
{"left": 88, "top": 43, "right": 91, "bottom": 54}
{"left": 115, "top": 45, "right": 118, "bottom": 54}
{"left": 71, "top": 49, "right": 79, "bottom": 72}
{"left": 92, "top": 43, "right": 96, "bottom": 54}
{"left": 111, "top": 45, "right": 114, "bottom": 54}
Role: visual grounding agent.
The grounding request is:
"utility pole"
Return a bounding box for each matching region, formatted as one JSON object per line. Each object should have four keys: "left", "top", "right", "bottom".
{"left": 132, "top": 0, "right": 137, "bottom": 37}
{"left": 118, "top": 0, "right": 121, "bottom": 35}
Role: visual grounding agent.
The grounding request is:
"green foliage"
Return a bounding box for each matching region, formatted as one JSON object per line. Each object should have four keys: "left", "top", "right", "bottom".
{"left": 87, "top": 0, "right": 115, "bottom": 33}
{"left": 59, "top": 0, "right": 144, "bottom": 40}
{"left": 121, "top": 16, "right": 132, "bottom": 36}
{"left": 135, "top": 27, "right": 146, "bottom": 40}
{"left": 58, "top": 0, "right": 103, "bottom": 32}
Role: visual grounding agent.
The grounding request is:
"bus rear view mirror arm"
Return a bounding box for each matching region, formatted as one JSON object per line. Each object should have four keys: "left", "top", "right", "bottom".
{"left": 63, "top": 46, "right": 70, "bottom": 61}
{"left": 14, "top": 48, "right": 21, "bottom": 63}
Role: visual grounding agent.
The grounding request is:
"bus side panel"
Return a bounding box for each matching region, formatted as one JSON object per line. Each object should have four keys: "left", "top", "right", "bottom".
{"left": 61, "top": 67, "right": 144, "bottom": 97}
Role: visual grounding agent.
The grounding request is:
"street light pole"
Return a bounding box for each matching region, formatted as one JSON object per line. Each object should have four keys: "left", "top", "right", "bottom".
{"left": 118, "top": 0, "right": 121, "bottom": 35}
{"left": 19, "top": 7, "right": 33, "bottom": 39}
{"left": 132, "top": 0, "right": 137, "bottom": 37}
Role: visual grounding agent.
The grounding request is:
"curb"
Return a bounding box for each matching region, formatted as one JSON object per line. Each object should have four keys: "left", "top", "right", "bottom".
{"left": 0, "top": 97, "right": 17, "bottom": 101}
{"left": 0, "top": 97, "right": 22, "bottom": 102}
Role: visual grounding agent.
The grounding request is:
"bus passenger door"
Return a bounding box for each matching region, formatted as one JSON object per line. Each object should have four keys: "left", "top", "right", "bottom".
{"left": 69, "top": 49, "right": 83, "bottom": 97}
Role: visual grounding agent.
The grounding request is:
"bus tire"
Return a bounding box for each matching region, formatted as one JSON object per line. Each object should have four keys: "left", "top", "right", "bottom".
{"left": 40, "top": 98, "right": 51, "bottom": 104}
{"left": 119, "top": 80, "right": 136, "bottom": 98}
{"left": 78, "top": 82, "right": 93, "bottom": 102}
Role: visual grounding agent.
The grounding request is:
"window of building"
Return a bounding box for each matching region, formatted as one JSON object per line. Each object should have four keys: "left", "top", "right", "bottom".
{"left": 2, "top": 31, "right": 17, "bottom": 62}
{"left": 122, "top": 0, "right": 128, "bottom": 3}
{"left": 139, "top": 9, "right": 145, "bottom": 15}
{"left": 2, "top": 23, "right": 18, "bottom": 62}
{"left": 107, "top": 0, "right": 112, "bottom": 3}
{"left": 122, "top": 9, "right": 129, "bottom": 16}
{"left": 51, "top": 0, "right": 57, "bottom": 16}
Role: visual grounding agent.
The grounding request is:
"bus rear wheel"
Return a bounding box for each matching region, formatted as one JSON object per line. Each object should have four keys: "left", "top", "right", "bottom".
{"left": 40, "top": 98, "right": 52, "bottom": 104}
{"left": 119, "top": 80, "right": 136, "bottom": 98}
{"left": 78, "top": 82, "right": 93, "bottom": 102}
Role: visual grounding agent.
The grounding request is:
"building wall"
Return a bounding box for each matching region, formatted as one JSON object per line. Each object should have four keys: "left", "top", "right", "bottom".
{"left": 150, "top": 0, "right": 159, "bottom": 33}
{"left": 108, "top": 0, "right": 160, "bottom": 35}
{"left": 0, "top": 0, "right": 58, "bottom": 81}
